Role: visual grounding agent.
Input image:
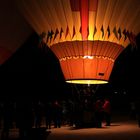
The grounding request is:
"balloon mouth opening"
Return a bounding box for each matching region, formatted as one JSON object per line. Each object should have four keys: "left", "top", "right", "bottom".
{"left": 66, "top": 79, "right": 108, "bottom": 84}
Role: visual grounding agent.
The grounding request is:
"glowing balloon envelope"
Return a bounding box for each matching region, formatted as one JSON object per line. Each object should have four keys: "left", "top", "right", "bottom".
{"left": 16, "top": 0, "right": 140, "bottom": 84}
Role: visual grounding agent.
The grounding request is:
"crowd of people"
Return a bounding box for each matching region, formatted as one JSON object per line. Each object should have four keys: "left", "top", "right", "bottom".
{"left": 0, "top": 96, "right": 139, "bottom": 139}
{"left": 0, "top": 98, "right": 63, "bottom": 140}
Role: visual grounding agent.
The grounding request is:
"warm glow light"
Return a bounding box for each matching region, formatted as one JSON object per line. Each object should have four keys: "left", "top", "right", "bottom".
{"left": 83, "top": 56, "right": 94, "bottom": 59}
{"left": 66, "top": 80, "right": 108, "bottom": 84}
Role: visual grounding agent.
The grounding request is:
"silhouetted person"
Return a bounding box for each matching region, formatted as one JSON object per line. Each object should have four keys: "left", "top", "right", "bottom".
{"left": 94, "top": 99, "right": 103, "bottom": 128}
{"left": 34, "top": 100, "right": 43, "bottom": 128}
{"left": 44, "top": 101, "right": 52, "bottom": 129}
{"left": 16, "top": 97, "right": 32, "bottom": 140}
{"left": 67, "top": 100, "right": 75, "bottom": 126}
{"left": 73, "top": 101, "right": 83, "bottom": 128}
{"left": 136, "top": 101, "right": 140, "bottom": 127}
{"left": 102, "top": 98, "right": 111, "bottom": 126}
{"left": 53, "top": 101, "right": 62, "bottom": 128}
{"left": 1, "top": 100, "right": 13, "bottom": 140}
{"left": 130, "top": 101, "right": 136, "bottom": 120}
{"left": 0, "top": 102, "right": 4, "bottom": 129}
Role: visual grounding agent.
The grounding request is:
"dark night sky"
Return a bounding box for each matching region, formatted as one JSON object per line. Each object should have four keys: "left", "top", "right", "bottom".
{"left": 0, "top": 32, "right": 140, "bottom": 102}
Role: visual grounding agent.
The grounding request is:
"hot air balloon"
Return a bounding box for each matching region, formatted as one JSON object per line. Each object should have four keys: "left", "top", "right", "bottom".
{"left": 16, "top": 0, "right": 140, "bottom": 84}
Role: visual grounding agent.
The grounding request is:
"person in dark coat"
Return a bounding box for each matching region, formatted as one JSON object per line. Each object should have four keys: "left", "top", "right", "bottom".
{"left": 52, "top": 101, "right": 62, "bottom": 128}
{"left": 16, "top": 97, "right": 32, "bottom": 140}
{"left": 136, "top": 101, "right": 140, "bottom": 127}
{"left": 44, "top": 101, "right": 52, "bottom": 129}
{"left": 1, "top": 100, "right": 13, "bottom": 140}
{"left": 102, "top": 98, "right": 111, "bottom": 126}
{"left": 94, "top": 99, "right": 103, "bottom": 128}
